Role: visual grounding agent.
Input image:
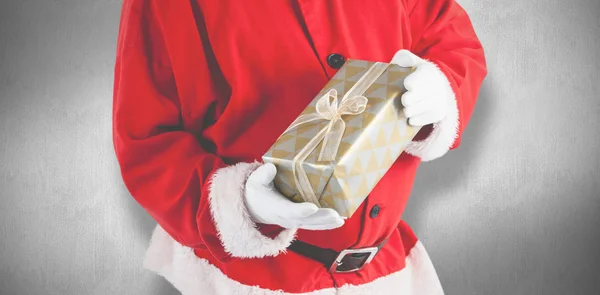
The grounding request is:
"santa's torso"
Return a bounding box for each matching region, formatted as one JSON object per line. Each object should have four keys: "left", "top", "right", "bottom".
{"left": 118, "top": 0, "right": 459, "bottom": 293}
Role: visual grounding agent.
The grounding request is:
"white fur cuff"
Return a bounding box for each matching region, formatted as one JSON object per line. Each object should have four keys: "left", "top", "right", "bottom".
{"left": 404, "top": 60, "right": 460, "bottom": 162}
{"left": 207, "top": 162, "right": 298, "bottom": 258}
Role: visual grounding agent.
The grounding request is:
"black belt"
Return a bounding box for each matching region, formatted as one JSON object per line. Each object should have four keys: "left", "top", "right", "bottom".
{"left": 287, "top": 237, "right": 389, "bottom": 273}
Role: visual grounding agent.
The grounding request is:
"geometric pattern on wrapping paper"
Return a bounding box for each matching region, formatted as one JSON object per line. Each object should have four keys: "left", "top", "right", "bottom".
{"left": 262, "top": 129, "right": 334, "bottom": 203}
{"left": 319, "top": 61, "right": 422, "bottom": 217}
{"left": 262, "top": 59, "right": 421, "bottom": 217}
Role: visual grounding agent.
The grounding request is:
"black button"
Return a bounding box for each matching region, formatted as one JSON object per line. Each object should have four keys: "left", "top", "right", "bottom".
{"left": 327, "top": 53, "right": 345, "bottom": 69}
{"left": 370, "top": 205, "right": 381, "bottom": 218}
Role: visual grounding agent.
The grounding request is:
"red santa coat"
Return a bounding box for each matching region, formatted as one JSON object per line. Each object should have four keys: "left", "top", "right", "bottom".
{"left": 112, "top": 0, "right": 487, "bottom": 294}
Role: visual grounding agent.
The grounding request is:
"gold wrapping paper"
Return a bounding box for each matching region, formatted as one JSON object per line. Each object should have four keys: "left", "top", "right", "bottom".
{"left": 262, "top": 59, "right": 421, "bottom": 217}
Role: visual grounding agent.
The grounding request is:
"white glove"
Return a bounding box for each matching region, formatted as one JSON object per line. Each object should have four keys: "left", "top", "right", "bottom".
{"left": 244, "top": 163, "right": 345, "bottom": 230}
{"left": 391, "top": 49, "right": 451, "bottom": 127}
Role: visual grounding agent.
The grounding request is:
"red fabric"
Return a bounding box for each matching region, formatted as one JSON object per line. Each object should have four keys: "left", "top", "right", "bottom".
{"left": 112, "top": 0, "right": 486, "bottom": 292}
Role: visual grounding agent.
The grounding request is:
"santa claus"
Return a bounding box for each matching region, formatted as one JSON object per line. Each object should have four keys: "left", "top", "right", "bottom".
{"left": 112, "top": 0, "right": 487, "bottom": 294}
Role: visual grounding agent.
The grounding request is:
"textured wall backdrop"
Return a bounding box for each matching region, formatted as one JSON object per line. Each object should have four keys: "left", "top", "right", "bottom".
{"left": 0, "top": 0, "right": 599, "bottom": 294}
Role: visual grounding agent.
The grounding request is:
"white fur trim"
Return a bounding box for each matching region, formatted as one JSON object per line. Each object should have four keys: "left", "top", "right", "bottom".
{"left": 404, "top": 60, "right": 460, "bottom": 162}
{"left": 207, "top": 162, "right": 298, "bottom": 258}
{"left": 143, "top": 225, "right": 444, "bottom": 295}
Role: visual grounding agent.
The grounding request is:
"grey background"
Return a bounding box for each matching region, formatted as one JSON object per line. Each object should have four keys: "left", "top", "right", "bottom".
{"left": 0, "top": 0, "right": 598, "bottom": 294}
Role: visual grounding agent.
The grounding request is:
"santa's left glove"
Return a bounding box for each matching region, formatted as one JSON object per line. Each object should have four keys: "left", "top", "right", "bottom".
{"left": 389, "top": 49, "right": 460, "bottom": 162}
{"left": 391, "top": 49, "right": 452, "bottom": 127}
{"left": 244, "top": 163, "right": 345, "bottom": 230}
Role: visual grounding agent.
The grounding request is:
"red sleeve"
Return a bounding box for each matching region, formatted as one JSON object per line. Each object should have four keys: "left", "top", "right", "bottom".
{"left": 403, "top": 0, "right": 488, "bottom": 160}
{"left": 112, "top": 0, "right": 226, "bottom": 249}
{"left": 112, "top": 0, "right": 297, "bottom": 261}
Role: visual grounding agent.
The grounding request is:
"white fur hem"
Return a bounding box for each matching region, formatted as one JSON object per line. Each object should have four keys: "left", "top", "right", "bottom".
{"left": 404, "top": 60, "right": 460, "bottom": 162}
{"left": 143, "top": 225, "right": 444, "bottom": 295}
{"left": 207, "top": 162, "right": 298, "bottom": 258}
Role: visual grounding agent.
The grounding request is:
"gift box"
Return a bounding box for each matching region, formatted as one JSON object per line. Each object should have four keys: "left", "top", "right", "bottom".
{"left": 262, "top": 59, "right": 422, "bottom": 218}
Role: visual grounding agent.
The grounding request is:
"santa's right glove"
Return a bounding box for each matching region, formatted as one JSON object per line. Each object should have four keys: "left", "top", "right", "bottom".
{"left": 204, "top": 161, "right": 345, "bottom": 259}
{"left": 244, "top": 163, "right": 345, "bottom": 230}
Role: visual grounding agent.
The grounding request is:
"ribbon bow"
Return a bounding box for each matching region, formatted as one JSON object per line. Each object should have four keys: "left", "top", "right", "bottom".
{"left": 285, "top": 88, "right": 368, "bottom": 162}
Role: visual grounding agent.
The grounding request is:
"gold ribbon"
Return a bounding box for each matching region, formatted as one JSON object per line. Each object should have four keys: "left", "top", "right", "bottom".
{"left": 282, "top": 62, "right": 390, "bottom": 205}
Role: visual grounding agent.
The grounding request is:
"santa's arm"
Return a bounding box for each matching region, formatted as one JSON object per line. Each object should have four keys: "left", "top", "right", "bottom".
{"left": 113, "top": 0, "right": 295, "bottom": 262}
{"left": 401, "top": 0, "right": 488, "bottom": 161}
